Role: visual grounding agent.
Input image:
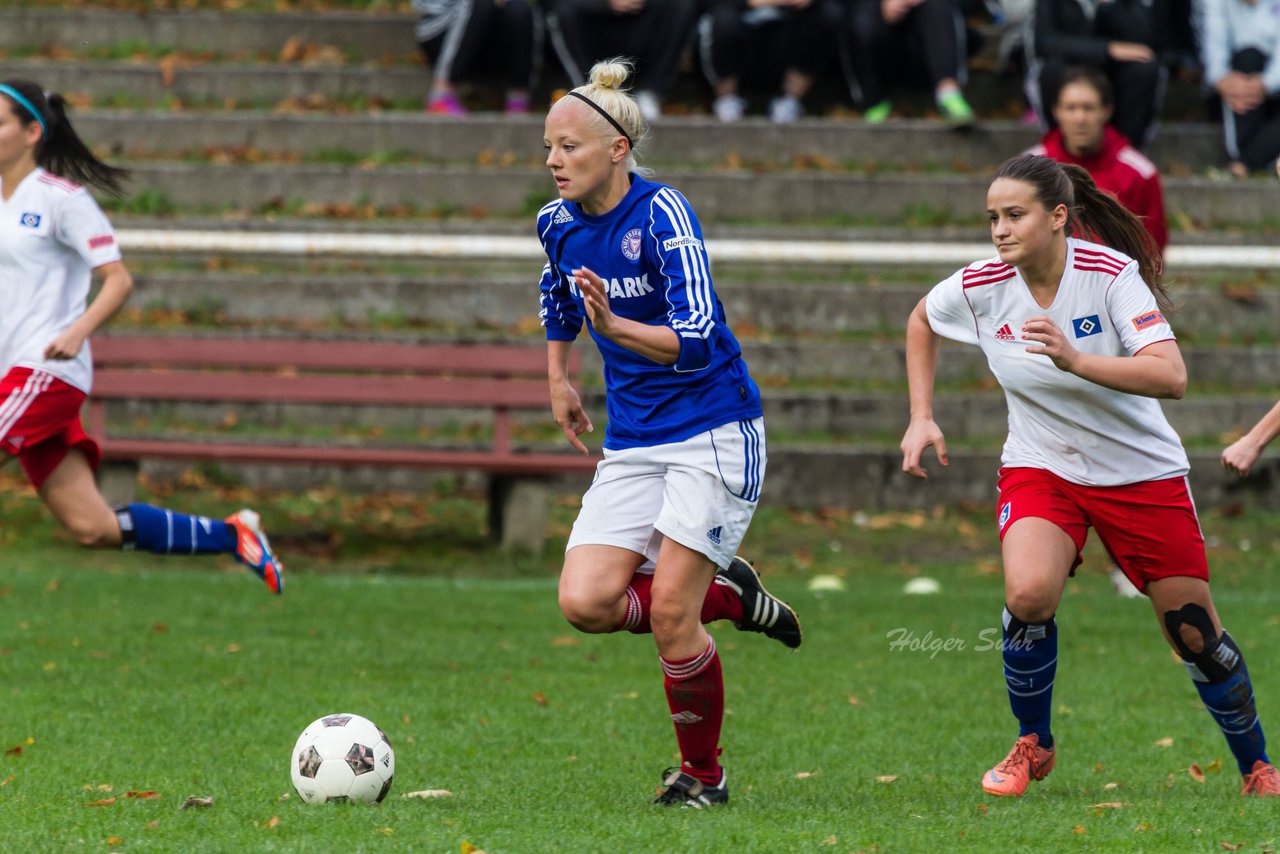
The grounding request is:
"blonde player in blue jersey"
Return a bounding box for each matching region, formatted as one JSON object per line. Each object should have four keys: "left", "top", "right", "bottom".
{"left": 537, "top": 58, "right": 801, "bottom": 808}
{"left": 900, "top": 153, "right": 1280, "bottom": 798}
{"left": 0, "top": 80, "right": 282, "bottom": 593}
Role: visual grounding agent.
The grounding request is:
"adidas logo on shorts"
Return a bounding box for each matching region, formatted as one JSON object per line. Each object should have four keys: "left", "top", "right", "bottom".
{"left": 706, "top": 526, "right": 722, "bottom": 545}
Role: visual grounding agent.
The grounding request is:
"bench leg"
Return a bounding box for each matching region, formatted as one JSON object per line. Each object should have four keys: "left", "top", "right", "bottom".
{"left": 488, "top": 476, "right": 551, "bottom": 553}
{"left": 97, "top": 460, "right": 141, "bottom": 507}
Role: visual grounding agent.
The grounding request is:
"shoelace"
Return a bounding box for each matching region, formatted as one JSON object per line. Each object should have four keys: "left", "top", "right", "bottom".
{"left": 995, "top": 739, "right": 1038, "bottom": 774}
{"left": 1244, "top": 764, "right": 1280, "bottom": 794}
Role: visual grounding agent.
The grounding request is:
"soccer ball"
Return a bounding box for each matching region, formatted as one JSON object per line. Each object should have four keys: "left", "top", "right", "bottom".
{"left": 290, "top": 713, "right": 394, "bottom": 804}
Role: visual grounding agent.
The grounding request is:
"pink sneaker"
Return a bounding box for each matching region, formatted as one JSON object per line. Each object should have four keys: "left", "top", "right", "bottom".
{"left": 426, "top": 92, "right": 466, "bottom": 116}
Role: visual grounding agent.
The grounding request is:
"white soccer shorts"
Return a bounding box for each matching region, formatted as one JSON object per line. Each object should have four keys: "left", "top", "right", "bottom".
{"left": 566, "top": 417, "right": 766, "bottom": 571}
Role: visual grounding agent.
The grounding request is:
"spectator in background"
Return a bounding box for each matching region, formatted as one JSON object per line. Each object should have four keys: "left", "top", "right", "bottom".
{"left": 414, "top": 0, "right": 538, "bottom": 115}
{"left": 1202, "top": 0, "right": 1280, "bottom": 176}
{"left": 1026, "top": 0, "right": 1174, "bottom": 150}
{"left": 1029, "top": 66, "right": 1168, "bottom": 253}
{"left": 544, "top": 0, "right": 698, "bottom": 121}
{"left": 843, "top": 0, "right": 976, "bottom": 126}
{"left": 698, "top": 0, "right": 843, "bottom": 123}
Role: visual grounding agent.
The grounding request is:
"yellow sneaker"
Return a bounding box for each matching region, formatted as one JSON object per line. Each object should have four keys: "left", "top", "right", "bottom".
{"left": 982, "top": 733, "right": 1055, "bottom": 797}
{"left": 1242, "top": 759, "right": 1280, "bottom": 797}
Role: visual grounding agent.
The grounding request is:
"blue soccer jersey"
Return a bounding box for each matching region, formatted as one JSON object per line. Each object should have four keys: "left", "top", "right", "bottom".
{"left": 537, "top": 175, "right": 763, "bottom": 451}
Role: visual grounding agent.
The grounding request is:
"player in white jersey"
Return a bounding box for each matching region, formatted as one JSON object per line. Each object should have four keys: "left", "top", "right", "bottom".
{"left": 900, "top": 153, "right": 1280, "bottom": 798}
{"left": 539, "top": 59, "right": 801, "bottom": 808}
{"left": 0, "top": 80, "right": 282, "bottom": 594}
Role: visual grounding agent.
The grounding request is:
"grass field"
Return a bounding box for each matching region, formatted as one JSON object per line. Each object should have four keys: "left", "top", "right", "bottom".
{"left": 3, "top": 474, "right": 1280, "bottom": 853}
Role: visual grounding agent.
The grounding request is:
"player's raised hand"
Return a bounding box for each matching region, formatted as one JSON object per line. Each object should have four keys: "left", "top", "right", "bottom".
{"left": 901, "top": 416, "right": 948, "bottom": 479}
{"left": 1022, "top": 315, "right": 1079, "bottom": 372}
{"left": 573, "top": 266, "right": 618, "bottom": 336}
{"left": 550, "top": 379, "right": 593, "bottom": 454}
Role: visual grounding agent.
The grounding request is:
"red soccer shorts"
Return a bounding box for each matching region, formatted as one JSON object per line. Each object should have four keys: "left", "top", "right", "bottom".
{"left": 996, "top": 466, "right": 1209, "bottom": 593}
{"left": 0, "top": 367, "right": 100, "bottom": 490}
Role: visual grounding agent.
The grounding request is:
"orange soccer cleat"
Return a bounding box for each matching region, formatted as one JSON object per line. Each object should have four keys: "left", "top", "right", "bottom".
{"left": 981, "top": 733, "right": 1055, "bottom": 797}
{"left": 225, "top": 509, "right": 284, "bottom": 595}
{"left": 1242, "top": 759, "right": 1280, "bottom": 797}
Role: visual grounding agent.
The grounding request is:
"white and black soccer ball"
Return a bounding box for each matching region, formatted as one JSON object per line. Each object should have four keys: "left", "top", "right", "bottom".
{"left": 290, "top": 713, "right": 394, "bottom": 804}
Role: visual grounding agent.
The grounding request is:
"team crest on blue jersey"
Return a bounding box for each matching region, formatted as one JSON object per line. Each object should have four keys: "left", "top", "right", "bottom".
{"left": 19, "top": 212, "right": 41, "bottom": 228}
{"left": 1071, "top": 315, "right": 1102, "bottom": 338}
{"left": 621, "top": 228, "right": 643, "bottom": 261}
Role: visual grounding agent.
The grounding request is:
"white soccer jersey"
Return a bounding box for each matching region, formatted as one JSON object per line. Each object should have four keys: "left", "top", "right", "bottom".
{"left": 925, "top": 237, "right": 1189, "bottom": 486}
{"left": 0, "top": 168, "right": 122, "bottom": 393}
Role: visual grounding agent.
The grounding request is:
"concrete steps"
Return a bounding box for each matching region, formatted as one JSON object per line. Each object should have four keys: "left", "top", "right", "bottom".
{"left": 101, "top": 161, "right": 1277, "bottom": 230}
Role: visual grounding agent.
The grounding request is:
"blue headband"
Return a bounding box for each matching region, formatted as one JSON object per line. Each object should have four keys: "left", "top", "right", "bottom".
{"left": 0, "top": 84, "right": 46, "bottom": 135}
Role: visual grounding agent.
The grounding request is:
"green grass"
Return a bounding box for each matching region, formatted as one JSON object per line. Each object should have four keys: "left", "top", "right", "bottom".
{"left": 3, "top": 477, "right": 1280, "bottom": 851}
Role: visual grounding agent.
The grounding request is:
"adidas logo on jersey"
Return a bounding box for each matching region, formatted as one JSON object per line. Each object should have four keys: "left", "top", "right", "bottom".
{"left": 553, "top": 206, "right": 574, "bottom": 224}
{"left": 994, "top": 323, "right": 1016, "bottom": 341}
{"left": 706, "top": 526, "right": 723, "bottom": 545}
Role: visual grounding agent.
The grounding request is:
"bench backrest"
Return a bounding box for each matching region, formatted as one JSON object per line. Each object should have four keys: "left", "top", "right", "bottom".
{"left": 88, "top": 335, "right": 578, "bottom": 456}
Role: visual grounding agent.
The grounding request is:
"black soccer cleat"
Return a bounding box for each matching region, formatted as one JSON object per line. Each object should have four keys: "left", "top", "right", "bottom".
{"left": 653, "top": 768, "right": 728, "bottom": 808}
{"left": 716, "top": 555, "right": 803, "bottom": 649}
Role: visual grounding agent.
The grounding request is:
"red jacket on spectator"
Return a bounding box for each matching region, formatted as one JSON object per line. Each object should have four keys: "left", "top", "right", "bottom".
{"left": 1030, "top": 125, "right": 1169, "bottom": 252}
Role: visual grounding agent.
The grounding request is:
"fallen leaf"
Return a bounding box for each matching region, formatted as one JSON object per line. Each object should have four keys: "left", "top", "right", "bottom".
{"left": 126, "top": 791, "right": 161, "bottom": 799}
{"left": 144, "top": 821, "right": 159, "bottom": 829}
{"left": 0, "top": 775, "right": 14, "bottom": 786}
{"left": 820, "top": 836, "right": 837, "bottom": 846}
{"left": 1073, "top": 825, "right": 1086, "bottom": 834}
{"left": 375, "top": 827, "right": 394, "bottom": 835}
{"left": 225, "top": 644, "right": 242, "bottom": 654}
{"left": 1154, "top": 737, "right": 1174, "bottom": 748}
{"left": 1205, "top": 759, "right": 1223, "bottom": 774}
{"left": 1221, "top": 843, "right": 1240, "bottom": 851}
{"left": 875, "top": 775, "right": 899, "bottom": 783}
{"left": 45, "top": 579, "right": 61, "bottom": 591}
{"left": 401, "top": 790, "right": 453, "bottom": 799}
{"left": 180, "top": 796, "right": 214, "bottom": 809}
{"left": 847, "top": 696, "right": 862, "bottom": 705}
{"left": 107, "top": 838, "right": 124, "bottom": 845}
{"left": 85, "top": 798, "right": 117, "bottom": 807}
{"left": 1087, "top": 802, "right": 1132, "bottom": 809}
{"left": 794, "top": 771, "right": 816, "bottom": 779}
{"left": 1188, "top": 764, "right": 1206, "bottom": 783}
{"left": 152, "top": 623, "right": 168, "bottom": 633}
{"left": 1103, "top": 782, "right": 1119, "bottom": 790}
{"left": 265, "top": 816, "right": 280, "bottom": 828}
{"left": 461, "top": 843, "right": 487, "bottom": 854}
{"left": 550, "top": 636, "right": 580, "bottom": 648}
{"left": 976, "top": 803, "right": 988, "bottom": 815}
{"left": 531, "top": 692, "right": 548, "bottom": 706}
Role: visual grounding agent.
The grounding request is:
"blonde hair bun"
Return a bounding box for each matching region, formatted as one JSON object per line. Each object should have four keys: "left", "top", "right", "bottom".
{"left": 588, "top": 58, "right": 633, "bottom": 92}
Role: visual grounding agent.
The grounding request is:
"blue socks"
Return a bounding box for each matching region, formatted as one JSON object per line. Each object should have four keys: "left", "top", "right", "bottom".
{"left": 1002, "top": 606, "right": 1058, "bottom": 747}
{"left": 116, "top": 504, "right": 235, "bottom": 556}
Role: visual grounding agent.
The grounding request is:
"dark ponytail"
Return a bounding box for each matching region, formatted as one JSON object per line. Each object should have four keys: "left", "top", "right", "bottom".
{"left": 1, "top": 79, "right": 128, "bottom": 196}
{"left": 993, "top": 154, "right": 1170, "bottom": 312}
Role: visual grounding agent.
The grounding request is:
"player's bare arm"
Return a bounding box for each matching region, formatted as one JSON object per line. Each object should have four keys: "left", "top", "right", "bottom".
{"left": 573, "top": 266, "right": 679, "bottom": 365}
{"left": 1023, "top": 318, "right": 1186, "bottom": 399}
{"left": 44, "top": 260, "right": 132, "bottom": 360}
{"left": 901, "top": 297, "right": 948, "bottom": 478}
{"left": 547, "top": 339, "right": 592, "bottom": 454}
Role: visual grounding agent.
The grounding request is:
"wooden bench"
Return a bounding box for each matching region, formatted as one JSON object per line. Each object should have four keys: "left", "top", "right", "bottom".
{"left": 88, "top": 335, "right": 601, "bottom": 551}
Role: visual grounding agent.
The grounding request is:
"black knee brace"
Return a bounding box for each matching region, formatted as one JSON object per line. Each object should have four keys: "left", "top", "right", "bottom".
{"left": 1164, "top": 603, "right": 1241, "bottom": 683}
{"left": 1003, "top": 606, "right": 1056, "bottom": 642}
